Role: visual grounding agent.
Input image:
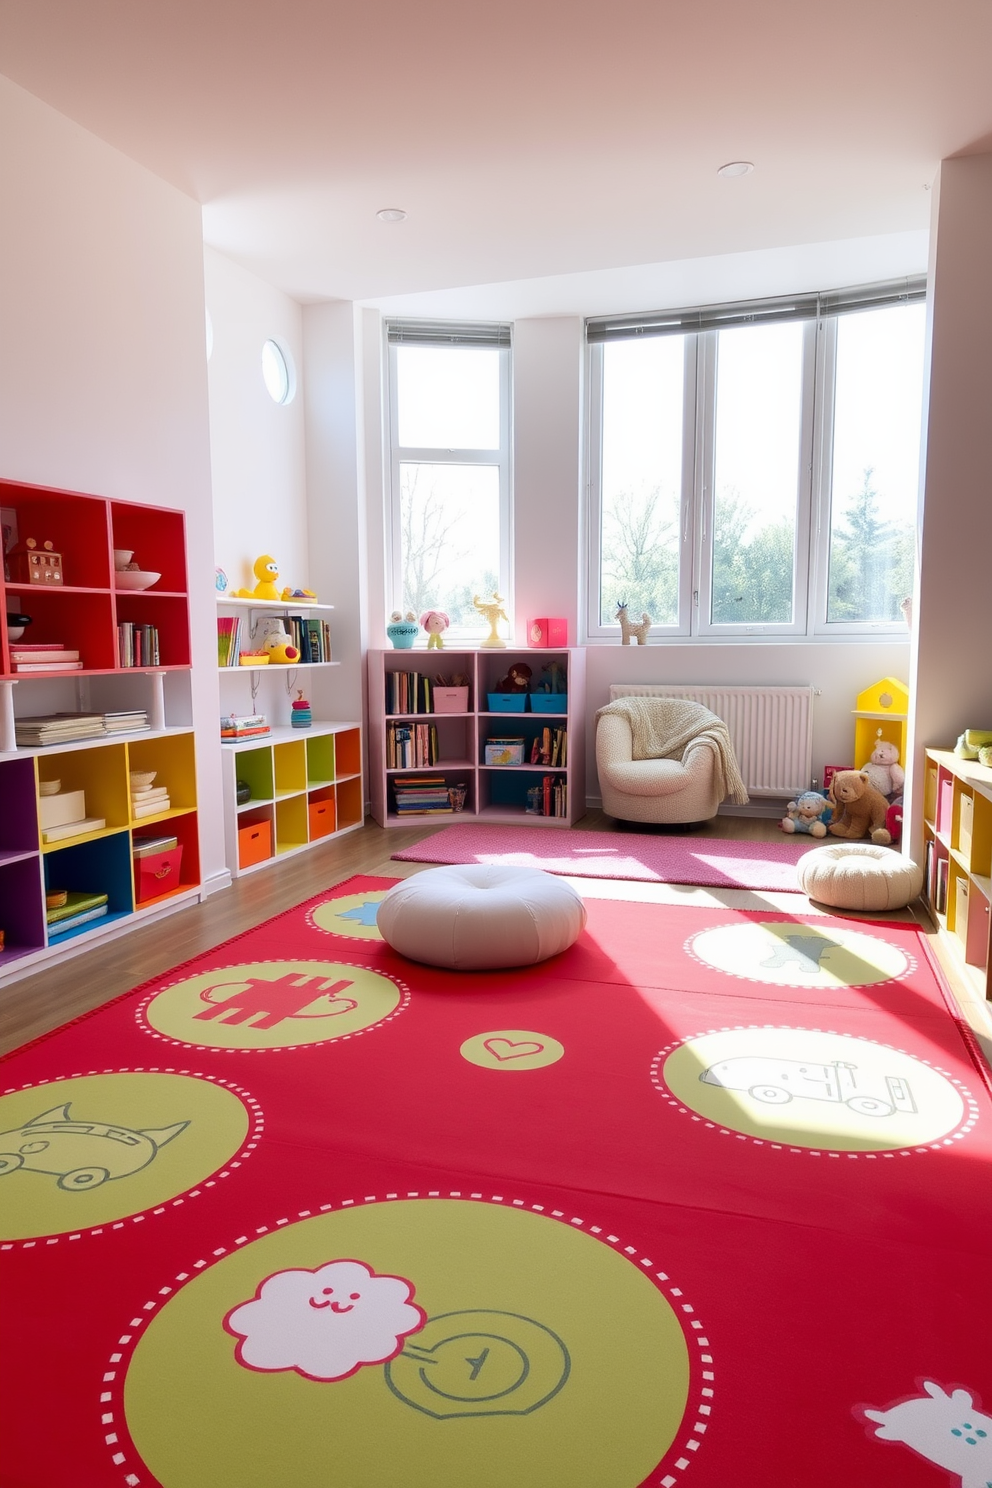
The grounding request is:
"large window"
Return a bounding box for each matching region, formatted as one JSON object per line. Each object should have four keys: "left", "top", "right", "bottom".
{"left": 387, "top": 321, "right": 511, "bottom": 642}
{"left": 587, "top": 281, "right": 926, "bottom": 640}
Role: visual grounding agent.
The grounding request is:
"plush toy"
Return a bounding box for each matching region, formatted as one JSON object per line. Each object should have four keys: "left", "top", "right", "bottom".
{"left": 827, "top": 769, "right": 892, "bottom": 844}
{"left": 780, "top": 791, "right": 831, "bottom": 837}
{"left": 859, "top": 737, "right": 905, "bottom": 798}
{"left": 955, "top": 728, "right": 992, "bottom": 761}
{"left": 260, "top": 621, "right": 300, "bottom": 665}
{"left": 420, "top": 610, "right": 450, "bottom": 650}
{"left": 234, "top": 555, "right": 281, "bottom": 601}
{"left": 495, "top": 663, "right": 532, "bottom": 692}
{"left": 281, "top": 585, "right": 318, "bottom": 601}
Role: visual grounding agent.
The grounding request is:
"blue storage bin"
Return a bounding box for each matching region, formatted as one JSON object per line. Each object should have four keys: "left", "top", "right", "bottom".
{"left": 487, "top": 693, "right": 528, "bottom": 712}
{"left": 529, "top": 693, "right": 567, "bottom": 713}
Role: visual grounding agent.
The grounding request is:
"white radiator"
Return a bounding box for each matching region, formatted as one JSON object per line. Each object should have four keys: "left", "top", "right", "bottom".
{"left": 608, "top": 683, "right": 814, "bottom": 798}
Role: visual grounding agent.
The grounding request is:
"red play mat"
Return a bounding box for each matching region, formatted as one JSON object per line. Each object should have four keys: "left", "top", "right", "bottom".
{"left": 1, "top": 874, "right": 990, "bottom": 1488}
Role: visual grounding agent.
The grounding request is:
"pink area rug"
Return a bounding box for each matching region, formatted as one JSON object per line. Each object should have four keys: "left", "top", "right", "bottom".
{"left": 391, "top": 822, "right": 814, "bottom": 890}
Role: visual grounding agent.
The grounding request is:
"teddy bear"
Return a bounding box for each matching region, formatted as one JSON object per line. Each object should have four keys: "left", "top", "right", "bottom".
{"left": 827, "top": 769, "right": 892, "bottom": 844}
{"left": 780, "top": 790, "right": 831, "bottom": 836}
{"left": 859, "top": 738, "right": 905, "bottom": 799}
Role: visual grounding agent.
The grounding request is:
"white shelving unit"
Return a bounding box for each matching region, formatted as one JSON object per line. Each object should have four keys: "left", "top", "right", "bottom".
{"left": 367, "top": 647, "right": 586, "bottom": 827}
{"left": 216, "top": 595, "right": 363, "bottom": 875}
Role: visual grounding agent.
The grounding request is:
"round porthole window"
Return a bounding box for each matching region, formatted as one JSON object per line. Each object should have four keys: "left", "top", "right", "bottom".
{"left": 261, "top": 338, "right": 295, "bottom": 404}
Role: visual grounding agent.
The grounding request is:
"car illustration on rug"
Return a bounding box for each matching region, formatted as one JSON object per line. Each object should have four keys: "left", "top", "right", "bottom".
{"left": 0, "top": 1102, "right": 189, "bottom": 1190}
{"left": 700, "top": 1057, "right": 917, "bottom": 1116}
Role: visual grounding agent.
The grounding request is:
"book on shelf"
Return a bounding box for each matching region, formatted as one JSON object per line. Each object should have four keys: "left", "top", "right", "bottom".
{"left": 13, "top": 660, "right": 84, "bottom": 671}
{"left": 217, "top": 614, "right": 244, "bottom": 667}
{"left": 41, "top": 816, "right": 107, "bottom": 844}
{"left": 104, "top": 710, "right": 149, "bottom": 733}
{"left": 133, "top": 798, "right": 171, "bottom": 818}
{"left": 386, "top": 720, "right": 440, "bottom": 769}
{"left": 117, "top": 621, "right": 160, "bottom": 668}
{"left": 15, "top": 713, "right": 107, "bottom": 746}
{"left": 132, "top": 785, "right": 169, "bottom": 802}
{"left": 48, "top": 903, "right": 110, "bottom": 936}
{"left": 9, "top": 643, "right": 78, "bottom": 657}
{"left": 46, "top": 891, "right": 108, "bottom": 925}
{"left": 392, "top": 774, "right": 452, "bottom": 814}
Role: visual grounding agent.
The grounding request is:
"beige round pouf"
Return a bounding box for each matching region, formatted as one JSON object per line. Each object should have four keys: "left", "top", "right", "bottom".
{"left": 376, "top": 863, "right": 587, "bottom": 970}
{"left": 797, "top": 842, "right": 924, "bottom": 912}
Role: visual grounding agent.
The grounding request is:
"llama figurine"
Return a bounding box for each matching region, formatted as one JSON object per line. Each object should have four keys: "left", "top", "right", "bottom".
{"left": 615, "top": 600, "right": 652, "bottom": 645}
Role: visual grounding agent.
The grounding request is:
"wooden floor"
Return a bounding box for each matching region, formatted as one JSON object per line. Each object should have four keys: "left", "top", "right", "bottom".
{"left": 1, "top": 810, "right": 985, "bottom": 1065}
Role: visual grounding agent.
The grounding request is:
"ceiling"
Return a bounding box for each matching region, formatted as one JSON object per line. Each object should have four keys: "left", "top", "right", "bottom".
{"left": 1, "top": 0, "right": 989, "bottom": 310}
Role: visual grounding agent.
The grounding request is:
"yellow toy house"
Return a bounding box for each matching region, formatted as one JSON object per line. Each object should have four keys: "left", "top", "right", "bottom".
{"left": 853, "top": 677, "right": 909, "bottom": 769}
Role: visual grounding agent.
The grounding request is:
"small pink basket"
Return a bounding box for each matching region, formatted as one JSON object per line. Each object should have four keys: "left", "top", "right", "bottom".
{"left": 433, "top": 687, "right": 469, "bottom": 713}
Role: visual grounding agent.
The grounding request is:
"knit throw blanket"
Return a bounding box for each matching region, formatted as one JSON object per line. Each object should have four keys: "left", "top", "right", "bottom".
{"left": 595, "top": 696, "right": 750, "bottom": 805}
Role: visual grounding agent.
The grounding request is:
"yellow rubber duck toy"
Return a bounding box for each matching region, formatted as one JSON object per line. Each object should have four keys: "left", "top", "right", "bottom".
{"left": 234, "top": 555, "right": 281, "bottom": 601}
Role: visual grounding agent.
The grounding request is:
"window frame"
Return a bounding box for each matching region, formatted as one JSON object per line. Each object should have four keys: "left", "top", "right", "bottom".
{"left": 385, "top": 322, "right": 513, "bottom": 635}
{"left": 584, "top": 282, "right": 925, "bottom": 643}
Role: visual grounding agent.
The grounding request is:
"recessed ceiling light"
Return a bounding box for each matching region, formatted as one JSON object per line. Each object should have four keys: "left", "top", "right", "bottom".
{"left": 376, "top": 207, "right": 407, "bottom": 222}
{"left": 717, "top": 161, "right": 754, "bottom": 179}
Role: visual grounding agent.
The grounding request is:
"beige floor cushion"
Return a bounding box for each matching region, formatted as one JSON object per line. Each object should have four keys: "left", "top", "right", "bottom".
{"left": 797, "top": 842, "right": 924, "bottom": 912}
{"left": 376, "top": 863, "right": 587, "bottom": 970}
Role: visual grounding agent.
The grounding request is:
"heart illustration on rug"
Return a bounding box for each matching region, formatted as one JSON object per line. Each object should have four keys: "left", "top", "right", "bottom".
{"left": 483, "top": 1038, "right": 545, "bottom": 1061}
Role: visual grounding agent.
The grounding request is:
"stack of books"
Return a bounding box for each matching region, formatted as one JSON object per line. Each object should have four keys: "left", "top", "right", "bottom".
{"left": 386, "top": 671, "right": 435, "bottom": 714}
{"left": 15, "top": 713, "right": 107, "bottom": 747}
{"left": 117, "top": 621, "right": 160, "bottom": 667}
{"left": 392, "top": 775, "right": 453, "bottom": 815}
{"left": 131, "top": 782, "right": 170, "bottom": 818}
{"left": 104, "top": 708, "right": 149, "bottom": 735}
{"left": 9, "top": 643, "right": 83, "bottom": 673}
{"left": 47, "top": 891, "right": 109, "bottom": 939}
{"left": 221, "top": 713, "right": 270, "bottom": 740}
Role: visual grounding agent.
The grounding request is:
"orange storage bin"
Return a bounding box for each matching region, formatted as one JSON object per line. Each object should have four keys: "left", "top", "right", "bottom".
{"left": 135, "top": 846, "right": 183, "bottom": 903}
{"left": 238, "top": 818, "right": 272, "bottom": 868}
{"left": 309, "top": 797, "right": 336, "bottom": 840}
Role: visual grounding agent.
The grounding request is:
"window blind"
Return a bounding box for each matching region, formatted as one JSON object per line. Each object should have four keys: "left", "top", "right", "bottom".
{"left": 586, "top": 276, "right": 927, "bottom": 344}
{"left": 387, "top": 320, "right": 511, "bottom": 348}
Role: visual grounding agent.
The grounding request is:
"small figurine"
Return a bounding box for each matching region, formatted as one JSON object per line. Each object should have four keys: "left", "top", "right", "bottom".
{"left": 420, "top": 610, "right": 450, "bottom": 650}
{"left": 234, "top": 555, "right": 281, "bottom": 601}
{"left": 281, "top": 585, "right": 318, "bottom": 601}
{"left": 615, "top": 600, "right": 651, "bottom": 645}
{"left": 386, "top": 610, "right": 419, "bottom": 649}
{"left": 291, "top": 690, "right": 312, "bottom": 728}
{"left": 474, "top": 591, "right": 508, "bottom": 648}
{"left": 542, "top": 659, "right": 566, "bottom": 694}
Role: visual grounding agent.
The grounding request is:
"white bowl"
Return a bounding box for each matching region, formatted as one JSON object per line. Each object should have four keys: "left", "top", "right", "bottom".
{"left": 7, "top": 625, "right": 26, "bottom": 640}
{"left": 130, "top": 770, "right": 157, "bottom": 791}
{"left": 115, "top": 570, "right": 161, "bottom": 591}
{"left": 113, "top": 549, "right": 134, "bottom": 569}
{"left": 39, "top": 779, "right": 61, "bottom": 796}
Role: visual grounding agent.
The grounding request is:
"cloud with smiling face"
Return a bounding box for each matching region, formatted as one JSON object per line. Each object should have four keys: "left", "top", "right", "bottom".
{"left": 224, "top": 1259, "right": 426, "bottom": 1382}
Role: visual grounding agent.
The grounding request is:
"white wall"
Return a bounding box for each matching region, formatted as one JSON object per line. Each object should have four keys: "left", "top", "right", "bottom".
{"left": 205, "top": 247, "right": 308, "bottom": 594}
{"left": 0, "top": 74, "right": 226, "bottom": 886}
{"left": 906, "top": 152, "right": 992, "bottom": 850}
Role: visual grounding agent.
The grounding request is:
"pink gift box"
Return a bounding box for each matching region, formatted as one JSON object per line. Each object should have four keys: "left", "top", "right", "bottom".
{"left": 528, "top": 617, "right": 568, "bottom": 647}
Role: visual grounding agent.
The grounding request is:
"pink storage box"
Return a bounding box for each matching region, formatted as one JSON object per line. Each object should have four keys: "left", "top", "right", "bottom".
{"left": 528, "top": 617, "right": 568, "bottom": 647}
{"left": 433, "top": 687, "right": 469, "bottom": 713}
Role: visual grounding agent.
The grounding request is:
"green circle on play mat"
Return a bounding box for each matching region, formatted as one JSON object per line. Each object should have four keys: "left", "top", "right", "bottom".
{"left": 0, "top": 1073, "right": 250, "bottom": 1240}
{"left": 460, "top": 1030, "right": 565, "bottom": 1071}
{"left": 125, "top": 1200, "right": 689, "bottom": 1488}
{"left": 310, "top": 892, "right": 388, "bottom": 941}
{"left": 145, "top": 960, "right": 402, "bottom": 1049}
{"left": 663, "top": 1027, "right": 965, "bottom": 1150}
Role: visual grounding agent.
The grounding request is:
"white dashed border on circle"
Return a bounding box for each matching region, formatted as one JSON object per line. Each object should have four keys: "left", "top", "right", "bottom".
{"left": 135, "top": 958, "right": 410, "bottom": 1054}
{"left": 102, "top": 1191, "right": 714, "bottom": 1488}
{"left": 0, "top": 1067, "right": 264, "bottom": 1250}
{"left": 650, "top": 1023, "right": 980, "bottom": 1158}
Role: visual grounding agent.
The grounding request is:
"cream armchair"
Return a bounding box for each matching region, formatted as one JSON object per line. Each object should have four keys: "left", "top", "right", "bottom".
{"left": 595, "top": 697, "right": 747, "bottom": 826}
